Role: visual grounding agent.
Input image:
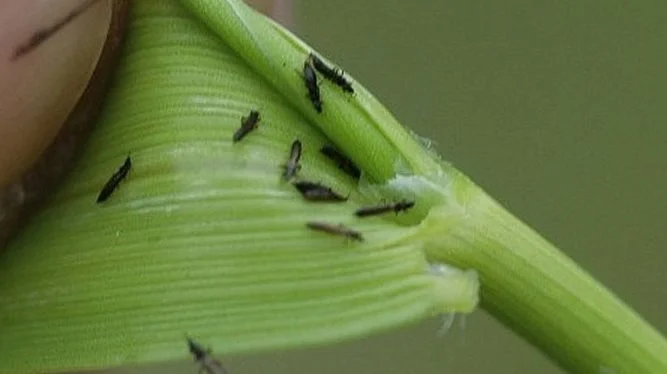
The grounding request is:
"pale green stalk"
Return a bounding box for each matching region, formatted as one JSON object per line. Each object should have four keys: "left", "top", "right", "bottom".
{"left": 418, "top": 171, "right": 667, "bottom": 373}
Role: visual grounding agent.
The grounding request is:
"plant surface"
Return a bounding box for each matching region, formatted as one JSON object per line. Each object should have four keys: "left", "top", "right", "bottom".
{"left": 0, "top": 1, "right": 665, "bottom": 374}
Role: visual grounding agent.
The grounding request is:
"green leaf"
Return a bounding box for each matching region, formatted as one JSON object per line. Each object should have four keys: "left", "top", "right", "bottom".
{"left": 0, "top": 1, "right": 477, "bottom": 373}
{"left": 178, "top": 0, "right": 445, "bottom": 183}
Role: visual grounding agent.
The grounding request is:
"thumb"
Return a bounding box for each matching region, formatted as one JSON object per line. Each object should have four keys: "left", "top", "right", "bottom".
{"left": 0, "top": 0, "right": 127, "bottom": 248}
{"left": 0, "top": 0, "right": 113, "bottom": 186}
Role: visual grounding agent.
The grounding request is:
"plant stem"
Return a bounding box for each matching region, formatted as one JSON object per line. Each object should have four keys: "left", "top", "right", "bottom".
{"left": 423, "top": 175, "right": 667, "bottom": 373}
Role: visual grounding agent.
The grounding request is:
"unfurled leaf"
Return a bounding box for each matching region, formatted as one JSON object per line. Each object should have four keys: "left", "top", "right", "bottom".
{"left": 0, "top": 1, "right": 478, "bottom": 373}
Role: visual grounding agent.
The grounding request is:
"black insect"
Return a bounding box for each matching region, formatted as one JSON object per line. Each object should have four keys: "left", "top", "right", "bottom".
{"left": 96, "top": 156, "right": 132, "bottom": 203}
{"left": 309, "top": 53, "right": 354, "bottom": 94}
{"left": 233, "top": 110, "right": 260, "bottom": 143}
{"left": 306, "top": 221, "right": 364, "bottom": 242}
{"left": 303, "top": 59, "right": 322, "bottom": 113}
{"left": 283, "top": 139, "right": 302, "bottom": 180}
{"left": 187, "top": 338, "right": 228, "bottom": 374}
{"left": 355, "top": 200, "right": 415, "bottom": 218}
{"left": 320, "top": 145, "right": 361, "bottom": 179}
{"left": 293, "top": 181, "right": 347, "bottom": 202}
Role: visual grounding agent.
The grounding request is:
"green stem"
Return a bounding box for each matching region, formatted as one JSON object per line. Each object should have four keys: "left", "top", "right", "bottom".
{"left": 423, "top": 175, "right": 667, "bottom": 374}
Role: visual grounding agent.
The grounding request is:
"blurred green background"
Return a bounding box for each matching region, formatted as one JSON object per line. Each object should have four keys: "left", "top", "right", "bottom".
{"left": 109, "top": 1, "right": 666, "bottom": 373}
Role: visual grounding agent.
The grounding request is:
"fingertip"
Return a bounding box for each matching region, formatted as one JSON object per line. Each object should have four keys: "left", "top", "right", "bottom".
{"left": 0, "top": 0, "right": 113, "bottom": 186}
